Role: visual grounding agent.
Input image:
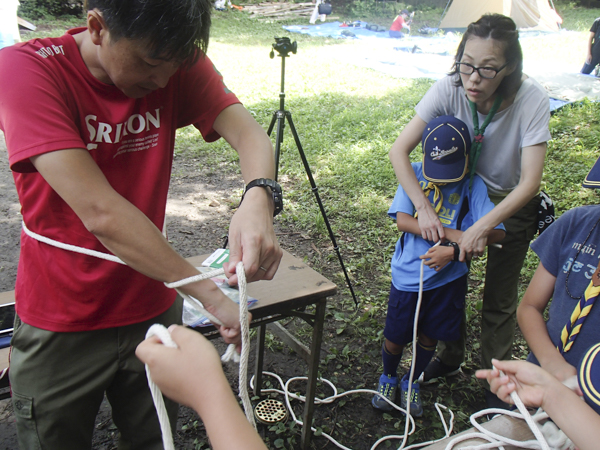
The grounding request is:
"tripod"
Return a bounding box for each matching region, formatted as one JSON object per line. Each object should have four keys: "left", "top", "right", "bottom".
{"left": 267, "top": 39, "right": 358, "bottom": 306}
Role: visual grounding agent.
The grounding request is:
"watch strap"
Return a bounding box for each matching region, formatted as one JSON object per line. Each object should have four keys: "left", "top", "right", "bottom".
{"left": 242, "top": 178, "right": 283, "bottom": 217}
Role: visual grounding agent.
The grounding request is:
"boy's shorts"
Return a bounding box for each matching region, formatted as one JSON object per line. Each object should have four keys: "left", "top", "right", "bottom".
{"left": 384, "top": 274, "right": 467, "bottom": 346}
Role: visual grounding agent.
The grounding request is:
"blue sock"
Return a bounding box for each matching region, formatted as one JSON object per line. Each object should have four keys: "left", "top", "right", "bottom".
{"left": 382, "top": 341, "right": 403, "bottom": 378}
{"left": 411, "top": 339, "right": 436, "bottom": 381}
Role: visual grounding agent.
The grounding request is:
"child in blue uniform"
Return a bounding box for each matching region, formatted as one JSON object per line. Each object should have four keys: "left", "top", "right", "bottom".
{"left": 373, "top": 116, "right": 505, "bottom": 415}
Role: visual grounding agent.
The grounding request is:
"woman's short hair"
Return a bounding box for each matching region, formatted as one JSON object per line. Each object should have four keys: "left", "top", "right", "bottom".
{"left": 85, "top": 0, "right": 212, "bottom": 65}
{"left": 450, "top": 14, "right": 523, "bottom": 97}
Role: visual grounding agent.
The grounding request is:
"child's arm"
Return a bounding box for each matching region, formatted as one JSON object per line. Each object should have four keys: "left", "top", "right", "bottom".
{"left": 517, "top": 263, "right": 577, "bottom": 381}
{"left": 420, "top": 227, "right": 503, "bottom": 271}
{"left": 477, "top": 359, "right": 599, "bottom": 450}
{"left": 136, "top": 326, "right": 268, "bottom": 450}
{"left": 396, "top": 211, "right": 423, "bottom": 235}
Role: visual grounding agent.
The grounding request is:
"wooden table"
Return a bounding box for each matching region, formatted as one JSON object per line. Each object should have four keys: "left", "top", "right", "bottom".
{"left": 188, "top": 249, "right": 338, "bottom": 449}
{"left": 0, "top": 250, "right": 338, "bottom": 449}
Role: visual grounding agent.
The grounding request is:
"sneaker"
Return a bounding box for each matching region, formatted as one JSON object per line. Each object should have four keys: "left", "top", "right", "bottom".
{"left": 419, "top": 357, "right": 461, "bottom": 385}
{"left": 371, "top": 374, "right": 398, "bottom": 411}
{"left": 399, "top": 374, "right": 423, "bottom": 417}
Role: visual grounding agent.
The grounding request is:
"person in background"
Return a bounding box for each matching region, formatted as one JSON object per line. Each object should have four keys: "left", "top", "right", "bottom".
{"left": 372, "top": 115, "right": 504, "bottom": 415}
{"left": 388, "top": 13, "right": 550, "bottom": 408}
{"left": 581, "top": 17, "right": 600, "bottom": 76}
{"left": 389, "top": 9, "right": 412, "bottom": 39}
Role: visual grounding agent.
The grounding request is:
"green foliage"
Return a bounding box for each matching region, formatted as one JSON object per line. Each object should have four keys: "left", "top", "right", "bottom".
{"left": 18, "top": 0, "right": 82, "bottom": 20}
{"left": 554, "top": 0, "right": 600, "bottom": 31}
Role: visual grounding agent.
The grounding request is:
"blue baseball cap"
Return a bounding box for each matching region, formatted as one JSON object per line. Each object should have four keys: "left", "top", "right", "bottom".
{"left": 422, "top": 116, "right": 471, "bottom": 184}
{"left": 583, "top": 156, "right": 600, "bottom": 189}
{"left": 578, "top": 342, "right": 600, "bottom": 415}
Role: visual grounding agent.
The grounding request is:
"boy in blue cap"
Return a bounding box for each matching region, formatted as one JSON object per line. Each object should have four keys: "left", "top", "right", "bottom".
{"left": 373, "top": 116, "right": 505, "bottom": 415}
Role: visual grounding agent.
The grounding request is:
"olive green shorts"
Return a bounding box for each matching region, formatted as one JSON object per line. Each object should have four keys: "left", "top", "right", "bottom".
{"left": 10, "top": 298, "right": 182, "bottom": 450}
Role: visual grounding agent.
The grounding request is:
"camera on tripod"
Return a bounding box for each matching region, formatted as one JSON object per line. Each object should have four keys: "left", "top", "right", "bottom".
{"left": 270, "top": 36, "right": 297, "bottom": 58}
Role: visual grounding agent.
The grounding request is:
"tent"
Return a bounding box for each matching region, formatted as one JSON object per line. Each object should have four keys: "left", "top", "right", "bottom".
{"left": 439, "top": 0, "right": 561, "bottom": 32}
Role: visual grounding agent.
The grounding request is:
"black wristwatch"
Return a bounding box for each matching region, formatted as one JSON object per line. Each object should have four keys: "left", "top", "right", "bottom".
{"left": 242, "top": 178, "right": 283, "bottom": 217}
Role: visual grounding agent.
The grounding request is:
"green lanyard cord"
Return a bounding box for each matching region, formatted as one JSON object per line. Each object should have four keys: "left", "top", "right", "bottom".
{"left": 468, "top": 94, "right": 503, "bottom": 189}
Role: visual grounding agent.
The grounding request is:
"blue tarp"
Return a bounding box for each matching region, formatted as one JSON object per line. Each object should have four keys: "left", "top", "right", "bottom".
{"left": 283, "top": 22, "right": 591, "bottom": 112}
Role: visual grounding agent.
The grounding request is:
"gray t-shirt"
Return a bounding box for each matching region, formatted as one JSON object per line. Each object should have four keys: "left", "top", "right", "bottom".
{"left": 415, "top": 75, "right": 551, "bottom": 196}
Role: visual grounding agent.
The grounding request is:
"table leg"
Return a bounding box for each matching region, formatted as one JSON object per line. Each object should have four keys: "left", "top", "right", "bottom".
{"left": 254, "top": 324, "right": 267, "bottom": 397}
{"left": 301, "top": 298, "right": 326, "bottom": 449}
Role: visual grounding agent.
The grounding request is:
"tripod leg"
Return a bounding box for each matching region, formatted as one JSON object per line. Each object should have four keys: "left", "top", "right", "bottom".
{"left": 269, "top": 111, "right": 286, "bottom": 181}
{"left": 284, "top": 111, "right": 359, "bottom": 306}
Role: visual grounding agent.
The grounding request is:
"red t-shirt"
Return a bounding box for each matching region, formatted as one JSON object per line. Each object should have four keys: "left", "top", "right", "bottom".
{"left": 0, "top": 29, "right": 240, "bottom": 332}
{"left": 390, "top": 15, "right": 407, "bottom": 32}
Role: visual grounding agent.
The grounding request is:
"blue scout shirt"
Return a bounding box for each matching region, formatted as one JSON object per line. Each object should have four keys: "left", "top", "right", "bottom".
{"left": 388, "top": 162, "right": 503, "bottom": 292}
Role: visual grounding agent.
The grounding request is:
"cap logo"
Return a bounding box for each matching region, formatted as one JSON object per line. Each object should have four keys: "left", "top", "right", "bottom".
{"left": 430, "top": 145, "right": 458, "bottom": 161}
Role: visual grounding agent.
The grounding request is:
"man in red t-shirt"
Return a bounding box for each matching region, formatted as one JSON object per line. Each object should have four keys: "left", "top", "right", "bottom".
{"left": 0, "top": 0, "right": 282, "bottom": 447}
{"left": 389, "top": 9, "right": 411, "bottom": 39}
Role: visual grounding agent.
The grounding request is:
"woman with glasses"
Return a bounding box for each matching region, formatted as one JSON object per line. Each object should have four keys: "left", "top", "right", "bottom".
{"left": 387, "top": 13, "right": 551, "bottom": 408}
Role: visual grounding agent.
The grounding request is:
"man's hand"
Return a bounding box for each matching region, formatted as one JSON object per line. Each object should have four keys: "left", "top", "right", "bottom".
{"left": 223, "top": 186, "right": 282, "bottom": 285}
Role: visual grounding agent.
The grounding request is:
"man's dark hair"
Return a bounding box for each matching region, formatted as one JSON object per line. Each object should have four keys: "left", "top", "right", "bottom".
{"left": 85, "top": 0, "right": 212, "bottom": 64}
{"left": 450, "top": 14, "right": 523, "bottom": 98}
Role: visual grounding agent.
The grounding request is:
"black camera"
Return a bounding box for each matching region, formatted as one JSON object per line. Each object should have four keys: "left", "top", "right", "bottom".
{"left": 270, "top": 36, "right": 297, "bottom": 58}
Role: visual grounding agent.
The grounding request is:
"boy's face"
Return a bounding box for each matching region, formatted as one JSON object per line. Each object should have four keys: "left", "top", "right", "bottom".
{"left": 97, "top": 34, "right": 181, "bottom": 99}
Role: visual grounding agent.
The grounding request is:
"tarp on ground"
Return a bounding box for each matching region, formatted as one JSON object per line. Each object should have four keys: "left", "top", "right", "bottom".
{"left": 283, "top": 23, "right": 595, "bottom": 111}
{"left": 439, "top": 0, "right": 561, "bottom": 32}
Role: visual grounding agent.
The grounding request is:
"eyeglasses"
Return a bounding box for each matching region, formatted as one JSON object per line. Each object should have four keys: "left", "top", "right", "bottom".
{"left": 455, "top": 61, "right": 509, "bottom": 79}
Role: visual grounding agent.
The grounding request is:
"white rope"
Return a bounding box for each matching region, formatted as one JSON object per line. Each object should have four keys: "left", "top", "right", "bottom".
{"left": 22, "top": 221, "right": 126, "bottom": 264}
{"left": 145, "top": 324, "right": 178, "bottom": 450}
{"left": 248, "top": 371, "right": 456, "bottom": 450}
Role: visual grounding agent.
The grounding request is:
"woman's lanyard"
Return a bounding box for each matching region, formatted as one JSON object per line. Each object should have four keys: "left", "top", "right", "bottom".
{"left": 468, "top": 95, "right": 503, "bottom": 189}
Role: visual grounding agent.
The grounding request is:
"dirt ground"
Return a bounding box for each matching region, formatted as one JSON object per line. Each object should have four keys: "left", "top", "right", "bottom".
{"left": 0, "top": 130, "right": 496, "bottom": 449}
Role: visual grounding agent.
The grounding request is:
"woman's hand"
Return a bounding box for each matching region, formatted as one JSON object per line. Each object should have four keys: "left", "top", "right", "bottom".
{"left": 420, "top": 245, "right": 454, "bottom": 271}
{"left": 416, "top": 202, "right": 445, "bottom": 243}
{"left": 457, "top": 221, "right": 490, "bottom": 261}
